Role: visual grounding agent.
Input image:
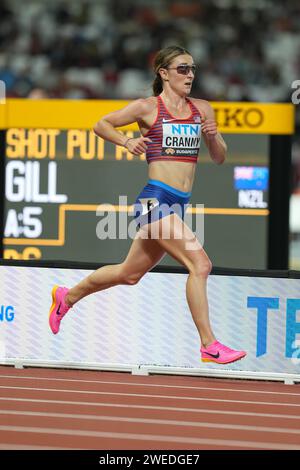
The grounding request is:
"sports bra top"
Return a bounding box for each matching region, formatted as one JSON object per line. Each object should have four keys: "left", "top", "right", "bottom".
{"left": 144, "top": 95, "right": 203, "bottom": 164}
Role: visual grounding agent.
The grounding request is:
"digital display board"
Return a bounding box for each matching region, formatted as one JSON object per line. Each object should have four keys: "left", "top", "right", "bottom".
{"left": 0, "top": 100, "right": 295, "bottom": 269}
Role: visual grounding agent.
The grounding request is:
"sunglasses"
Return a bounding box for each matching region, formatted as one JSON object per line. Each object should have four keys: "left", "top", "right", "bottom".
{"left": 167, "top": 64, "right": 196, "bottom": 75}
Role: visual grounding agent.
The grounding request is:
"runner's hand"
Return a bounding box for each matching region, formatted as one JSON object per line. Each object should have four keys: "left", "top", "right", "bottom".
{"left": 124, "top": 137, "right": 152, "bottom": 155}
{"left": 202, "top": 119, "right": 218, "bottom": 140}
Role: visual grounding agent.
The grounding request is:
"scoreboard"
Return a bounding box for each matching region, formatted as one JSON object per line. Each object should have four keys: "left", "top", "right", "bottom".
{"left": 0, "top": 100, "right": 295, "bottom": 269}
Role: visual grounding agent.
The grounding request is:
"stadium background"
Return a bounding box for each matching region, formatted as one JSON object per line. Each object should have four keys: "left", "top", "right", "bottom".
{"left": 1, "top": 0, "right": 300, "bottom": 452}
{"left": 0, "top": 0, "right": 299, "bottom": 268}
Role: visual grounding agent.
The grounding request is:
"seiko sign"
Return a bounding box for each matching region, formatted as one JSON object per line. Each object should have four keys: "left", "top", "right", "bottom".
{"left": 0, "top": 100, "right": 295, "bottom": 135}
{"left": 211, "top": 102, "right": 294, "bottom": 134}
{"left": 214, "top": 107, "right": 264, "bottom": 128}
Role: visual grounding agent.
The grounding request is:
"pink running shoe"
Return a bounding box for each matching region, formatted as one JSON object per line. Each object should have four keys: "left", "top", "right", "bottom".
{"left": 201, "top": 340, "right": 246, "bottom": 364}
{"left": 49, "top": 286, "right": 71, "bottom": 334}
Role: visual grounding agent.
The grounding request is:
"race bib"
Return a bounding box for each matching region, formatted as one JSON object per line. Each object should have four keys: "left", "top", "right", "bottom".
{"left": 162, "top": 122, "right": 201, "bottom": 157}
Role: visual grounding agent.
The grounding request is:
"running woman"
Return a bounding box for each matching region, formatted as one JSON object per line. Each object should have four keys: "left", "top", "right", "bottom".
{"left": 49, "top": 45, "right": 246, "bottom": 365}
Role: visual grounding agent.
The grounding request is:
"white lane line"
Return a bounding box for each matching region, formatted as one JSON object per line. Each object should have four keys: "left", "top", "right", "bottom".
{"left": 0, "top": 374, "right": 299, "bottom": 397}
{"left": 0, "top": 385, "right": 299, "bottom": 407}
{"left": 0, "top": 396, "right": 299, "bottom": 420}
{"left": 0, "top": 409, "right": 299, "bottom": 435}
{"left": 0, "top": 425, "right": 299, "bottom": 450}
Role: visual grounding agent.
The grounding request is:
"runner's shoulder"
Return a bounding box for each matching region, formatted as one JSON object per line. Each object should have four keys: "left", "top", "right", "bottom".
{"left": 133, "top": 97, "right": 157, "bottom": 113}
{"left": 189, "top": 98, "right": 214, "bottom": 118}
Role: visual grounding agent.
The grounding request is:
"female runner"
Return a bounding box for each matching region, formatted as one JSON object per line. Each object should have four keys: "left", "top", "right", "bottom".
{"left": 49, "top": 45, "right": 246, "bottom": 364}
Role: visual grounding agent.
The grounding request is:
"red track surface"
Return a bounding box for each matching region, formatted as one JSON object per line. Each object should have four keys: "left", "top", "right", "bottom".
{"left": 0, "top": 366, "right": 300, "bottom": 450}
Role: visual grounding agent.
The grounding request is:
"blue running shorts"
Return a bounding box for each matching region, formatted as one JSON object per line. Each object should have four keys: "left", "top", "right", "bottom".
{"left": 133, "top": 179, "right": 191, "bottom": 228}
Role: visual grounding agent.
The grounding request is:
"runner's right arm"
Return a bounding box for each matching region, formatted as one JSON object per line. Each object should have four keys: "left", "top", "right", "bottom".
{"left": 94, "top": 99, "right": 152, "bottom": 155}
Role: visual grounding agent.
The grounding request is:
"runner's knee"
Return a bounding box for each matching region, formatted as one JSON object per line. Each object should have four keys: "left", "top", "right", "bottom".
{"left": 187, "top": 254, "right": 212, "bottom": 278}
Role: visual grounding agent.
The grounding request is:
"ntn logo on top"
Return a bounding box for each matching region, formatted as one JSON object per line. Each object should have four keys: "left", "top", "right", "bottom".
{"left": 165, "top": 123, "right": 200, "bottom": 136}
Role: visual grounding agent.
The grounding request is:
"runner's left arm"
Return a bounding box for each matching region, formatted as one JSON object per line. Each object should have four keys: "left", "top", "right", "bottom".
{"left": 195, "top": 100, "right": 227, "bottom": 165}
